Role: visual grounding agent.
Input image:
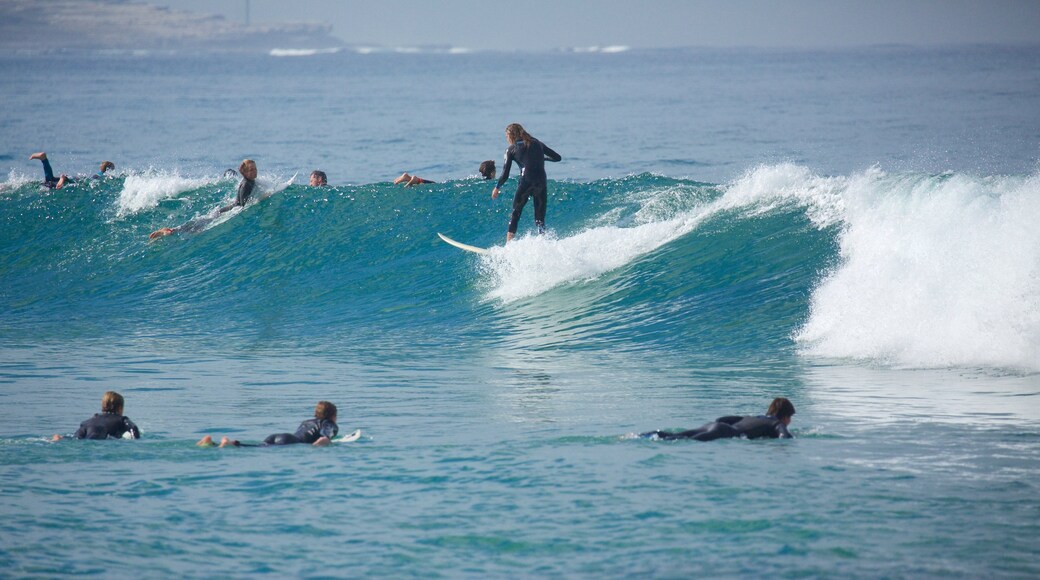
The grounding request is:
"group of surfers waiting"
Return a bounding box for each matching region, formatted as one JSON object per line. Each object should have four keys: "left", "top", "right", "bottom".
{"left": 51, "top": 390, "right": 796, "bottom": 446}
{"left": 30, "top": 122, "right": 562, "bottom": 244}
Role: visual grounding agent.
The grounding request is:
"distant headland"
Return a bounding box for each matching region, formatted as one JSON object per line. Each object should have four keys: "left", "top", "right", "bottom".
{"left": 0, "top": 0, "right": 341, "bottom": 53}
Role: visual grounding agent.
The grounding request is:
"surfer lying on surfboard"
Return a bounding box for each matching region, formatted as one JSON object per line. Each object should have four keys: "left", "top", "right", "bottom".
{"left": 150, "top": 159, "right": 258, "bottom": 239}
{"left": 641, "top": 397, "right": 796, "bottom": 441}
{"left": 197, "top": 401, "right": 342, "bottom": 447}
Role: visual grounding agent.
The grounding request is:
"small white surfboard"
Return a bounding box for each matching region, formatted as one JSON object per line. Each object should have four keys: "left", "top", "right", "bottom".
{"left": 336, "top": 429, "right": 361, "bottom": 443}
{"left": 438, "top": 232, "right": 489, "bottom": 255}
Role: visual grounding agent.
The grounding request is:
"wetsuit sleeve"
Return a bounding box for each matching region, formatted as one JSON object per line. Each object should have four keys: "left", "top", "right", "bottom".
{"left": 776, "top": 422, "right": 793, "bottom": 439}
{"left": 542, "top": 144, "right": 561, "bottom": 162}
{"left": 496, "top": 148, "right": 515, "bottom": 189}
{"left": 124, "top": 418, "right": 141, "bottom": 439}
{"left": 74, "top": 423, "right": 87, "bottom": 439}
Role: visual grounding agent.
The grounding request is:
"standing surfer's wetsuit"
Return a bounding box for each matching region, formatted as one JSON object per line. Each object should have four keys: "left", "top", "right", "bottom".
{"left": 643, "top": 415, "right": 792, "bottom": 441}
{"left": 496, "top": 138, "right": 561, "bottom": 235}
{"left": 261, "top": 418, "right": 339, "bottom": 446}
{"left": 74, "top": 412, "right": 141, "bottom": 440}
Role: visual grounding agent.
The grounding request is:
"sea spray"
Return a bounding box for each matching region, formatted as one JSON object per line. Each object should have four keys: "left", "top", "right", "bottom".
{"left": 116, "top": 171, "right": 218, "bottom": 217}
{"left": 796, "top": 170, "right": 1040, "bottom": 371}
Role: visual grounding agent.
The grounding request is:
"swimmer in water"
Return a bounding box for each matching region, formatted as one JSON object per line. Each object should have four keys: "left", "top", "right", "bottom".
{"left": 52, "top": 391, "right": 141, "bottom": 441}
{"left": 309, "top": 170, "right": 328, "bottom": 186}
{"left": 149, "top": 159, "right": 258, "bottom": 239}
{"left": 92, "top": 161, "right": 115, "bottom": 180}
{"left": 479, "top": 159, "right": 495, "bottom": 180}
{"left": 196, "top": 401, "right": 338, "bottom": 448}
{"left": 491, "top": 123, "right": 561, "bottom": 242}
{"left": 642, "top": 397, "right": 795, "bottom": 441}
{"left": 394, "top": 172, "right": 435, "bottom": 187}
{"left": 29, "top": 152, "right": 69, "bottom": 190}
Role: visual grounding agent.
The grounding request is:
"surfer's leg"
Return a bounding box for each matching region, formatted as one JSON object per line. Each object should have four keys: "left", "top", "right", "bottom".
{"left": 197, "top": 435, "right": 216, "bottom": 447}
{"left": 643, "top": 421, "right": 719, "bottom": 440}
{"left": 31, "top": 153, "right": 57, "bottom": 185}
{"left": 692, "top": 422, "right": 740, "bottom": 442}
{"left": 531, "top": 183, "right": 547, "bottom": 233}
{"left": 41, "top": 159, "right": 56, "bottom": 184}
{"left": 508, "top": 186, "right": 532, "bottom": 235}
{"left": 262, "top": 433, "right": 301, "bottom": 446}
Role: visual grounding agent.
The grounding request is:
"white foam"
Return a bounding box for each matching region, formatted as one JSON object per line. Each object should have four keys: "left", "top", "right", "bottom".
{"left": 116, "top": 171, "right": 212, "bottom": 217}
{"left": 1, "top": 169, "right": 34, "bottom": 192}
{"left": 479, "top": 181, "right": 714, "bottom": 303}
{"left": 795, "top": 170, "right": 1040, "bottom": 371}
{"left": 269, "top": 47, "right": 342, "bottom": 57}
{"left": 477, "top": 163, "right": 1040, "bottom": 371}
{"left": 571, "top": 45, "right": 631, "bottom": 54}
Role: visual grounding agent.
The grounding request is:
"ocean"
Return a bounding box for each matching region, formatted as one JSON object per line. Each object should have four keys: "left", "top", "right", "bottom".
{"left": 1, "top": 45, "right": 1039, "bottom": 577}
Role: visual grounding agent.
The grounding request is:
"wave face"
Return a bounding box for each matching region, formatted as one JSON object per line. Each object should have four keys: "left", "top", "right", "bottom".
{"left": 1, "top": 165, "right": 1037, "bottom": 371}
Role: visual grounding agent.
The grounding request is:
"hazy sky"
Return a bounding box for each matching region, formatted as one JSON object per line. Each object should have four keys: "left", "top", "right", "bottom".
{"left": 158, "top": 0, "right": 1040, "bottom": 50}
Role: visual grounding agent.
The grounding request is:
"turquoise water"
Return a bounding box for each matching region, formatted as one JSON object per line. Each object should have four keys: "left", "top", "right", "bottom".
{"left": 2, "top": 46, "right": 1040, "bottom": 577}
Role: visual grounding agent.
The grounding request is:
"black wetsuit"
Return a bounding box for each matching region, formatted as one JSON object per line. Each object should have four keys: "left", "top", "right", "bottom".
{"left": 74, "top": 412, "right": 141, "bottom": 440}
{"left": 262, "top": 418, "right": 338, "bottom": 446}
{"left": 643, "top": 415, "right": 792, "bottom": 441}
{"left": 38, "top": 157, "right": 60, "bottom": 189}
{"left": 219, "top": 178, "right": 256, "bottom": 213}
{"left": 236, "top": 178, "right": 256, "bottom": 206}
{"left": 495, "top": 138, "right": 561, "bottom": 234}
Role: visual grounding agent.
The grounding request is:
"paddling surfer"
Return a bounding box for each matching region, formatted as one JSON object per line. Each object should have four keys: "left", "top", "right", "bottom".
{"left": 642, "top": 397, "right": 796, "bottom": 441}
{"left": 196, "top": 401, "right": 339, "bottom": 448}
{"left": 150, "top": 159, "right": 258, "bottom": 239}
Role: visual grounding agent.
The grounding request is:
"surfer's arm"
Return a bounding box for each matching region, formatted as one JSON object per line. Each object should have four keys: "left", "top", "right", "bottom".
{"left": 312, "top": 436, "right": 332, "bottom": 447}
{"left": 495, "top": 148, "right": 515, "bottom": 190}
{"left": 124, "top": 418, "right": 141, "bottom": 439}
{"left": 542, "top": 144, "right": 561, "bottom": 162}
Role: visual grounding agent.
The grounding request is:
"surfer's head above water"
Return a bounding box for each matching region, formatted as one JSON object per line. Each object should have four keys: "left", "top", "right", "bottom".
{"left": 766, "top": 397, "right": 796, "bottom": 424}
{"left": 101, "top": 390, "right": 125, "bottom": 414}
{"left": 309, "top": 170, "right": 327, "bottom": 186}
{"left": 479, "top": 160, "right": 496, "bottom": 180}
{"left": 239, "top": 159, "right": 257, "bottom": 181}
{"left": 314, "top": 400, "right": 337, "bottom": 423}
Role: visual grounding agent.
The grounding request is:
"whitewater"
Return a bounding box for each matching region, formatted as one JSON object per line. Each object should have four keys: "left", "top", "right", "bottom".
{"left": 1, "top": 46, "right": 1039, "bottom": 577}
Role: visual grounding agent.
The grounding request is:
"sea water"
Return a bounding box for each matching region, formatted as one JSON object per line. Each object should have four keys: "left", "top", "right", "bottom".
{"left": 1, "top": 46, "right": 1039, "bottom": 577}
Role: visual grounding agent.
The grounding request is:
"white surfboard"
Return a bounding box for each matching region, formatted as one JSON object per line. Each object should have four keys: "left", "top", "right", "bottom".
{"left": 335, "top": 429, "right": 361, "bottom": 443}
{"left": 438, "top": 232, "right": 489, "bottom": 255}
{"left": 258, "top": 173, "right": 296, "bottom": 201}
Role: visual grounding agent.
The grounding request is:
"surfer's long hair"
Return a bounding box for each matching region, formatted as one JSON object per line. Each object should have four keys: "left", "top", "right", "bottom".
{"left": 766, "top": 397, "right": 795, "bottom": 420}
{"left": 505, "top": 123, "right": 534, "bottom": 147}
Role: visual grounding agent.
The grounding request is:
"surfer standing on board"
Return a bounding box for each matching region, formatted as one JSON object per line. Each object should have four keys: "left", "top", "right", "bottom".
{"left": 149, "top": 159, "right": 258, "bottom": 239}
{"left": 491, "top": 123, "right": 561, "bottom": 243}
